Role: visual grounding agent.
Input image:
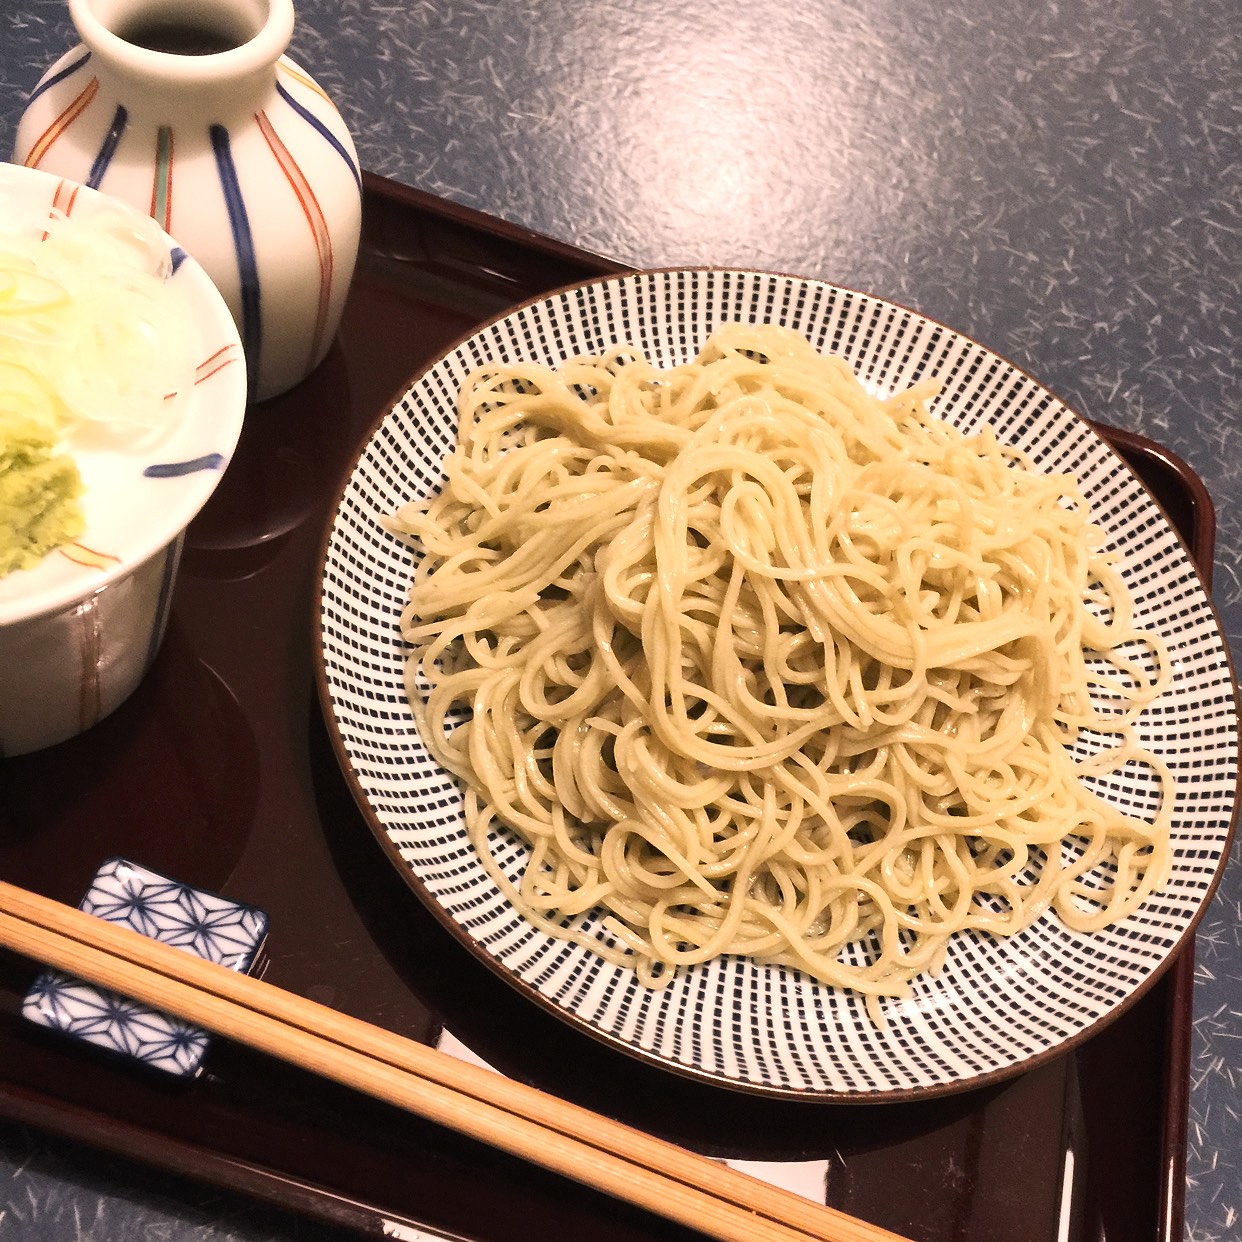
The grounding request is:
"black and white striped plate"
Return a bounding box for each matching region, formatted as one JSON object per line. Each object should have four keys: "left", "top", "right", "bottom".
{"left": 315, "top": 269, "right": 1239, "bottom": 1100}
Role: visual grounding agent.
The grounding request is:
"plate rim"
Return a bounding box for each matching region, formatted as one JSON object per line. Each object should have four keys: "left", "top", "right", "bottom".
{"left": 313, "top": 265, "right": 1242, "bottom": 1102}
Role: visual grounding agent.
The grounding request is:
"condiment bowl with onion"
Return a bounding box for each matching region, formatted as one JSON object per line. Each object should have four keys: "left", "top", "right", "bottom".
{"left": 0, "top": 162, "right": 247, "bottom": 755}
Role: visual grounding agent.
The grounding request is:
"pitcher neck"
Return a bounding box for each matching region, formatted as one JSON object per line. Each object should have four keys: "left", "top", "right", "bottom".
{"left": 68, "top": 0, "right": 295, "bottom": 122}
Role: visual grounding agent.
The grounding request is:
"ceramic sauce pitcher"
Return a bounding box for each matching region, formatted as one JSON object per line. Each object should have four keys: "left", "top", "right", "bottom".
{"left": 14, "top": 0, "right": 363, "bottom": 402}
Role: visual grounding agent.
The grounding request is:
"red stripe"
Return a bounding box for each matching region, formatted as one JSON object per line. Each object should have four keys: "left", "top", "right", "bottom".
{"left": 255, "top": 109, "right": 333, "bottom": 371}
{"left": 194, "top": 342, "right": 244, "bottom": 384}
{"left": 25, "top": 77, "right": 99, "bottom": 169}
{"left": 52, "top": 180, "right": 80, "bottom": 216}
{"left": 195, "top": 355, "right": 242, "bottom": 385}
{"left": 195, "top": 343, "right": 238, "bottom": 372}
{"left": 43, "top": 180, "right": 81, "bottom": 240}
{"left": 58, "top": 542, "right": 121, "bottom": 570}
{"left": 162, "top": 345, "right": 244, "bottom": 399}
{"left": 165, "top": 130, "right": 174, "bottom": 231}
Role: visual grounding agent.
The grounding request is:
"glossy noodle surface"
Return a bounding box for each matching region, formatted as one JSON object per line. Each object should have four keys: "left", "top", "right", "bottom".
{"left": 390, "top": 323, "right": 1172, "bottom": 1009}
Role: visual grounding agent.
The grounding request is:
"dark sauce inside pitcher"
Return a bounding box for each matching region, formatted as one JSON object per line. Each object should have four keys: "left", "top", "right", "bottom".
{"left": 118, "top": 18, "right": 246, "bottom": 55}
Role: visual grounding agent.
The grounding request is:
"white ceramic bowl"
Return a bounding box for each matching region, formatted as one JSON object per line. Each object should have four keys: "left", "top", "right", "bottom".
{"left": 0, "top": 163, "right": 247, "bottom": 756}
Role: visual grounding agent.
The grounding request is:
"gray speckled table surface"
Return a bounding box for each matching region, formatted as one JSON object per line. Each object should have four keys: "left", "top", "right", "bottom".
{"left": 1, "top": 0, "right": 1239, "bottom": 1238}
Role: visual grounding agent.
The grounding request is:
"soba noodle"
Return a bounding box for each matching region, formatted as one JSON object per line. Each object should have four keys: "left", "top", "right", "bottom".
{"left": 390, "top": 323, "right": 1172, "bottom": 1007}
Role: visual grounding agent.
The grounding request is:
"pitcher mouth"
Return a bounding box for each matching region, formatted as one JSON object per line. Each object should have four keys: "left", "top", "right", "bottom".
{"left": 67, "top": 0, "right": 294, "bottom": 82}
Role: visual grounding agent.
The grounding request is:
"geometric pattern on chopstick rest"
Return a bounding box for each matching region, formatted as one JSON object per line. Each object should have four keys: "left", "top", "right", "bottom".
{"left": 22, "top": 857, "right": 269, "bottom": 1079}
{"left": 317, "top": 267, "right": 1240, "bottom": 1101}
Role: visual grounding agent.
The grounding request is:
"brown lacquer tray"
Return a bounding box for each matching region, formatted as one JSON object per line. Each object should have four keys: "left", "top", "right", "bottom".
{"left": 0, "top": 172, "right": 1208, "bottom": 1242}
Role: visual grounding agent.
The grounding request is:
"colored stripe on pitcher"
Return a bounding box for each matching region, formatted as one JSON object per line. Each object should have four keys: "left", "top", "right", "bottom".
{"left": 209, "top": 123, "right": 261, "bottom": 401}
{"left": 256, "top": 109, "right": 334, "bottom": 374}
{"left": 275, "top": 79, "right": 361, "bottom": 191}
{"left": 25, "top": 50, "right": 92, "bottom": 109}
{"left": 23, "top": 76, "right": 99, "bottom": 168}
{"left": 151, "top": 126, "right": 174, "bottom": 231}
{"left": 87, "top": 104, "right": 128, "bottom": 188}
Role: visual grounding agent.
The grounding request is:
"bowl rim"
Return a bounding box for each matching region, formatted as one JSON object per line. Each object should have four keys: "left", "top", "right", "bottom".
{"left": 0, "top": 162, "right": 247, "bottom": 626}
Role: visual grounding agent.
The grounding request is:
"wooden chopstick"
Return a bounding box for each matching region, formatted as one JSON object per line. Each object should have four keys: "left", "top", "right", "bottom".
{"left": 0, "top": 880, "right": 913, "bottom": 1242}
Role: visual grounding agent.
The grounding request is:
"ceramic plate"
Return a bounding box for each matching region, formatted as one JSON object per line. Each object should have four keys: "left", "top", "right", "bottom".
{"left": 316, "top": 269, "right": 1239, "bottom": 1100}
{"left": 0, "top": 163, "right": 246, "bottom": 626}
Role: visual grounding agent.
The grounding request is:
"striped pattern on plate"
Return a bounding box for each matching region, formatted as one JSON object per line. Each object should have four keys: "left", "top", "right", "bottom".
{"left": 316, "top": 269, "right": 1239, "bottom": 1100}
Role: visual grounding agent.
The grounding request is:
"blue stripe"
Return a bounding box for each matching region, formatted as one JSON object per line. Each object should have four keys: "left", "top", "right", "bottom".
{"left": 26, "top": 50, "right": 91, "bottom": 107}
{"left": 209, "top": 124, "right": 261, "bottom": 401}
{"left": 169, "top": 246, "right": 189, "bottom": 273}
{"left": 275, "top": 80, "right": 361, "bottom": 192}
{"left": 86, "top": 104, "right": 127, "bottom": 188}
{"left": 143, "top": 453, "right": 226, "bottom": 478}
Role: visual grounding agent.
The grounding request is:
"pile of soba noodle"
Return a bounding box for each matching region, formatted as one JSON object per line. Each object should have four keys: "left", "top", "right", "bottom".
{"left": 390, "top": 322, "right": 1172, "bottom": 1007}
